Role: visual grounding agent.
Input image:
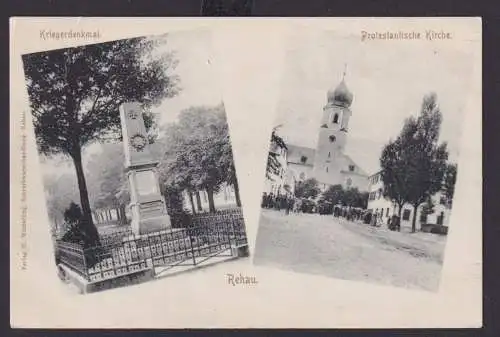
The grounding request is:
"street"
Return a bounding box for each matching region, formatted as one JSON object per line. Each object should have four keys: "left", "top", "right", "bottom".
{"left": 253, "top": 209, "right": 447, "bottom": 292}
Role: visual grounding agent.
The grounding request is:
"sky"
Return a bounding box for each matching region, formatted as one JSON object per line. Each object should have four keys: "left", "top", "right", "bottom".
{"left": 274, "top": 30, "right": 475, "bottom": 175}
{"left": 40, "top": 29, "right": 223, "bottom": 176}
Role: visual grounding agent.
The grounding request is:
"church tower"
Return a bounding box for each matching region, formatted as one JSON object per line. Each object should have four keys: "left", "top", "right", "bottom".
{"left": 312, "top": 71, "right": 354, "bottom": 186}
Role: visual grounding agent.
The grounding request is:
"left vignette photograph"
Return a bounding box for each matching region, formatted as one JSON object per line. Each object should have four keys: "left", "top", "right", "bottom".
{"left": 21, "top": 30, "right": 249, "bottom": 295}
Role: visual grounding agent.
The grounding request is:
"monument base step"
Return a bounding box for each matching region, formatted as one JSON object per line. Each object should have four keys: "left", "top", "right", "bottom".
{"left": 58, "top": 263, "right": 155, "bottom": 294}
{"left": 133, "top": 215, "right": 172, "bottom": 235}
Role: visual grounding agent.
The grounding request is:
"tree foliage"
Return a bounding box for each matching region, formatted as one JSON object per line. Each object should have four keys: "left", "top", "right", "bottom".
{"left": 442, "top": 163, "right": 458, "bottom": 208}
{"left": 320, "top": 184, "right": 368, "bottom": 209}
{"left": 294, "top": 178, "right": 321, "bottom": 199}
{"left": 380, "top": 93, "right": 449, "bottom": 232}
{"left": 23, "top": 35, "right": 179, "bottom": 245}
{"left": 159, "top": 103, "right": 240, "bottom": 212}
{"left": 86, "top": 143, "right": 129, "bottom": 209}
{"left": 320, "top": 184, "right": 344, "bottom": 204}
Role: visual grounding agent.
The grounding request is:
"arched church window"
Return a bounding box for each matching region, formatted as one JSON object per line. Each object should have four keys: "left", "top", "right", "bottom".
{"left": 300, "top": 155, "right": 307, "bottom": 164}
{"left": 329, "top": 135, "right": 336, "bottom": 143}
{"left": 333, "top": 113, "right": 339, "bottom": 124}
{"left": 328, "top": 152, "right": 331, "bottom": 158}
{"left": 348, "top": 165, "right": 355, "bottom": 172}
{"left": 326, "top": 167, "right": 329, "bottom": 173}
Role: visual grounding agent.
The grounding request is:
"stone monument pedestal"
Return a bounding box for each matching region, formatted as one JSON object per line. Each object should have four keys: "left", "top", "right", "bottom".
{"left": 120, "top": 102, "right": 172, "bottom": 235}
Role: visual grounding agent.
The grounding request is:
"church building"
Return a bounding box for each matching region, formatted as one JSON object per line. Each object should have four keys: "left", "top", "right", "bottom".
{"left": 281, "top": 77, "right": 369, "bottom": 195}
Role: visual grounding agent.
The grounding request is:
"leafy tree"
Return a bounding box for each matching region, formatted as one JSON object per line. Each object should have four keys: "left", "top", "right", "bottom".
{"left": 22, "top": 35, "right": 179, "bottom": 245}
{"left": 342, "top": 187, "right": 360, "bottom": 207}
{"left": 159, "top": 104, "right": 237, "bottom": 213}
{"left": 380, "top": 93, "right": 448, "bottom": 232}
{"left": 320, "top": 184, "right": 344, "bottom": 205}
{"left": 163, "top": 184, "right": 191, "bottom": 228}
{"left": 442, "top": 163, "right": 458, "bottom": 208}
{"left": 294, "top": 178, "right": 321, "bottom": 199}
{"left": 64, "top": 202, "right": 83, "bottom": 224}
{"left": 214, "top": 105, "right": 242, "bottom": 207}
{"left": 380, "top": 140, "right": 408, "bottom": 220}
{"left": 85, "top": 143, "right": 129, "bottom": 222}
{"left": 61, "top": 202, "right": 90, "bottom": 245}
{"left": 355, "top": 191, "right": 369, "bottom": 209}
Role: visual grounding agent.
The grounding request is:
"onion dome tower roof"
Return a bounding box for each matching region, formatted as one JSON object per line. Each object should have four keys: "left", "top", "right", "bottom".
{"left": 327, "top": 79, "right": 353, "bottom": 108}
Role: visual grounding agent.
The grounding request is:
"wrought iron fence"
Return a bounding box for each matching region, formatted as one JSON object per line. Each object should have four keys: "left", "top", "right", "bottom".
{"left": 56, "top": 207, "right": 248, "bottom": 283}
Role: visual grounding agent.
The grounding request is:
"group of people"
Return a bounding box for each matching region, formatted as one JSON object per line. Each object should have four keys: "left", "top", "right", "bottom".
{"left": 261, "top": 192, "right": 297, "bottom": 215}
{"left": 333, "top": 205, "right": 401, "bottom": 231}
{"left": 261, "top": 192, "right": 401, "bottom": 231}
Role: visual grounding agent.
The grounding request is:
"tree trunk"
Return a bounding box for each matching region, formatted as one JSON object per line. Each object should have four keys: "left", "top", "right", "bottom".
{"left": 119, "top": 204, "right": 126, "bottom": 223}
{"left": 71, "top": 149, "right": 100, "bottom": 245}
{"left": 188, "top": 191, "right": 196, "bottom": 214}
{"left": 206, "top": 186, "right": 216, "bottom": 213}
{"left": 233, "top": 178, "right": 242, "bottom": 208}
{"left": 411, "top": 204, "right": 419, "bottom": 233}
{"left": 196, "top": 191, "right": 203, "bottom": 212}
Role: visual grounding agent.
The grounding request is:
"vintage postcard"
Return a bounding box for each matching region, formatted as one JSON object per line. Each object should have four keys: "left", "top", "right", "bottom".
{"left": 11, "top": 18, "right": 481, "bottom": 328}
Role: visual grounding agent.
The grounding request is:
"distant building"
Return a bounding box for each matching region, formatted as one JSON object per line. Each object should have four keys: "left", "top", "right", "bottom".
{"left": 367, "top": 170, "right": 451, "bottom": 231}
{"left": 266, "top": 75, "right": 369, "bottom": 195}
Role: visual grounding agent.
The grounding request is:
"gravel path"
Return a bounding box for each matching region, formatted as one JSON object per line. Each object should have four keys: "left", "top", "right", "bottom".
{"left": 253, "top": 210, "right": 447, "bottom": 292}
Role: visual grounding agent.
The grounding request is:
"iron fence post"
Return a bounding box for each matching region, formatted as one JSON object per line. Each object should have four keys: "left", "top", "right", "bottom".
{"left": 189, "top": 228, "right": 197, "bottom": 265}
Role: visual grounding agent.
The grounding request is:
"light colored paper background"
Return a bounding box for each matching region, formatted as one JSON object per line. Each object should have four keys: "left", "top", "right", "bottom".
{"left": 10, "top": 18, "right": 482, "bottom": 328}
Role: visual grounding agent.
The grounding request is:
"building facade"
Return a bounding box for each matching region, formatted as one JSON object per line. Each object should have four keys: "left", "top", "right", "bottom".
{"left": 273, "top": 76, "right": 369, "bottom": 195}
{"left": 367, "top": 170, "right": 452, "bottom": 231}
{"left": 263, "top": 131, "right": 291, "bottom": 196}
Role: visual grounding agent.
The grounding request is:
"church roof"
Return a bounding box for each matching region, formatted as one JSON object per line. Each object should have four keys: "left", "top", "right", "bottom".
{"left": 286, "top": 144, "right": 316, "bottom": 166}
{"left": 286, "top": 143, "right": 368, "bottom": 177}
{"left": 341, "top": 154, "right": 368, "bottom": 177}
{"left": 327, "top": 79, "right": 354, "bottom": 108}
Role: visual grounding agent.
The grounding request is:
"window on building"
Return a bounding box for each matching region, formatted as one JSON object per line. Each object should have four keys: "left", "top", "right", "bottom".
{"left": 329, "top": 135, "right": 336, "bottom": 143}
{"left": 402, "top": 209, "right": 411, "bottom": 221}
{"left": 349, "top": 165, "right": 355, "bottom": 172}
{"left": 333, "top": 113, "right": 339, "bottom": 124}
{"left": 326, "top": 166, "right": 329, "bottom": 173}
{"left": 300, "top": 156, "right": 307, "bottom": 164}
{"left": 328, "top": 152, "right": 331, "bottom": 158}
{"left": 378, "top": 188, "right": 383, "bottom": 199}
{"left": 386, "top": 208, "right": 389, "bottom": 216}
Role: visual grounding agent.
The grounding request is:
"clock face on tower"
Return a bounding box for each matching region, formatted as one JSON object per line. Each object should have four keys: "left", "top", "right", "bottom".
{"left": 130, "top": 134, "right": 147, "bottom": 151}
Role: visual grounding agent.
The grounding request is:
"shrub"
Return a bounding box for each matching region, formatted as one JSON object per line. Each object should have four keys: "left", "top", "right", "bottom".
{"left": 164, "top": 185, "right": 192, "bottom": 228}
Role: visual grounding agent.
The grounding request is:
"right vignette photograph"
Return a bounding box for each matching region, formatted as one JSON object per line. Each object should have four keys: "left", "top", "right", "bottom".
{"left": 252, "top": 27, "right": 477, "bottom": 292}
